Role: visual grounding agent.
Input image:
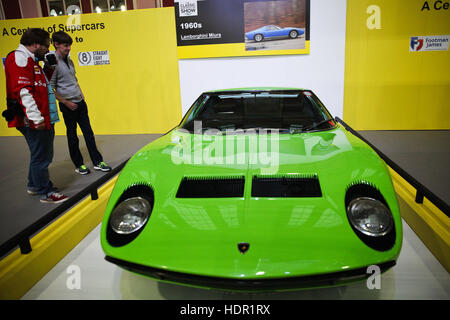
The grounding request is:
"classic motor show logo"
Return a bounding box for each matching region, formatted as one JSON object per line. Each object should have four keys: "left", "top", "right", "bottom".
{"left": 179, "top": 0, "right": 198, "bottom": 17}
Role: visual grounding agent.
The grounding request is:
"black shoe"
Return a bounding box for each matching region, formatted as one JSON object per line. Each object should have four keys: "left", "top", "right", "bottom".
{"left": 94, "top": 161, "right": 111, "bottom": 172}
{"left": 75, "top": 164, "right": 90, "bottom": 175}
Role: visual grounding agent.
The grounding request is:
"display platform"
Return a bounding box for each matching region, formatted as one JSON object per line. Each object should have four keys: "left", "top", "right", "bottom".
{"left": 18, "top": 129, "right": 448, "bottom": 299}
{"left": 21, "top": 219, "right": 449, "bottom": 299}
{"left": 1, "top": 128, "right": 448, "bottom": 299}
{"left": 0, "top": 134, "right": 162, "bottom": 258}
{"left": 357, "top": 130, "right": 450, "bottom": 212}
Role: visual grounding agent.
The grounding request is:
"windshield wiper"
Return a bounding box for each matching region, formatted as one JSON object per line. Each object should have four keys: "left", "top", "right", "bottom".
{"left": 244, "top": 127, "right": 290, "bottom": 133}
{"left": 291, "top": 119, "right": 334, "bottom": 134}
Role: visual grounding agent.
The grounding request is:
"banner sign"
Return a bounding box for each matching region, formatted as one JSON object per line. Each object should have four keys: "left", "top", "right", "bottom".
{"left": 175, "top": 0, "right": 310, "bottom": 59}
{"left": 0, "top": 8, "right": 182, "bottom": 136}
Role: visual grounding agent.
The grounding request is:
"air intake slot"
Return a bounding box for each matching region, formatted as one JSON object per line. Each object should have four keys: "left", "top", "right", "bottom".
{"left": 176, "top": 176, "right": 245, "bottom": 198}
{"left": 252, "top": 175, "right": 322, "bottom": 197}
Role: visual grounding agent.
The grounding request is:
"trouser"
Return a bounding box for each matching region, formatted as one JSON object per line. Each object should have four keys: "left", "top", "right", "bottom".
{"left": 17, "top": 125, "right": 55, "bottom": 198}
{"left": 59, "top": 100, "right": 103, "bottom": 168}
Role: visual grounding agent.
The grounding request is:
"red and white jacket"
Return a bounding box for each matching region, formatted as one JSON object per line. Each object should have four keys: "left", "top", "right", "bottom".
{"left": 4, "top": 44, "right": 53, "bottom": 130}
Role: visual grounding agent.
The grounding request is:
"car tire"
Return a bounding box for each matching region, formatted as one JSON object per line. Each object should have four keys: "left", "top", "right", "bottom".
{"left": 254, "top": 34, "right": 264, "bottom": 42}
{"left": 289, "top": 30, "right": 298, "bottom": 39}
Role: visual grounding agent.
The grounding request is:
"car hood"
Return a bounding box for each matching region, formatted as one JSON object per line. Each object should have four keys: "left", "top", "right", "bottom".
{"left": 101, "top": 125, "right": 402, "bottom": 279}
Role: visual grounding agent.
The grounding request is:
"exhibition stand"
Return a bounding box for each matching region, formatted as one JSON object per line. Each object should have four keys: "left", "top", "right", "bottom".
{"left": 0, "top": 0, "right": 448, "bottom": 301}
{"left": 0, "top": 125, "right": 448, "bottom": 299}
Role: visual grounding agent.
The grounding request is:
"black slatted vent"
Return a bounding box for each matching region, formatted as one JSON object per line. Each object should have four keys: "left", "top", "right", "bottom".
{"left": 252, "top": 174, "right": 322, "bottom": 197}
{"left": 176, "top": 176, "right": 245, "bottom": 198}
{"left": 345, "top": 181, "right": 387, "bottom": 207}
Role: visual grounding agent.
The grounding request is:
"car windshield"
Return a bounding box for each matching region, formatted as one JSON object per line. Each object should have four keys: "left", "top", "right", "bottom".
{"left": 180, "top": 90, "right": 335, "bottom": 133}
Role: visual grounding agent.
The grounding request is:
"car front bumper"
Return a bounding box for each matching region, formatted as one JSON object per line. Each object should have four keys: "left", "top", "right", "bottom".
{"left": 105, "top": 256, "right": 396, "bottom": 292}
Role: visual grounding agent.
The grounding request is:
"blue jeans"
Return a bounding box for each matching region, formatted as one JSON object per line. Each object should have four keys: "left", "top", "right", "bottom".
{"left": 17, "top": 125, "right": 55, "bottom": 199}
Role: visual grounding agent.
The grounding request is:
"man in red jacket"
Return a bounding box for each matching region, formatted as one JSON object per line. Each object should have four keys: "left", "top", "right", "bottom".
{"left": 4, "top": 28, "right": 68, "bottom": 203}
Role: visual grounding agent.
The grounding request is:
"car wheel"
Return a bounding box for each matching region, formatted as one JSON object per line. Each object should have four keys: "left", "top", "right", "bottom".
{"left": 289, "top": 30, "right": 298, "bottom": 39}
{"left": 254, "top": 34, "right": 264, "bottom": 42}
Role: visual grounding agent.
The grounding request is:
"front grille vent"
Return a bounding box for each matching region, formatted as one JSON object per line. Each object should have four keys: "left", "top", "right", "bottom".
{"left": 176, "top": 176, "right": 245, "bottom": 198}
{"left": 251, "top": 174, "right": 322, "bottom": 197}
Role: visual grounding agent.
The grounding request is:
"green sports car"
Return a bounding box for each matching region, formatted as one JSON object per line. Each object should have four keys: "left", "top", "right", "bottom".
{"left": 101, "top": 88, "right": 402, "bottom": 291}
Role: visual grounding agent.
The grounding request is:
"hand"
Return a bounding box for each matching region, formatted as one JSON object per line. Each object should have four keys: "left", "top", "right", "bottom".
{"left": 34, "top": 122, "right": 46, "bottom": 130}
{"left": 66, "top": 101, "right": 78, "bottom": 110}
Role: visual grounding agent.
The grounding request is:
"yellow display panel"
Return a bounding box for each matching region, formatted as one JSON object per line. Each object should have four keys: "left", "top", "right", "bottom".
{"left": 344, "top": 0, "right": 450, "bottom": 130}
{"left": 177, "top": 41, "right": 310, "bottom": 59}
{"left": 0, "top": 176, "right": 116, "bottom": 299}
{"left": 0, "top": 8, "right": 182, "bottom": 136}
{"left": 389, "top": 168, "right": 449, "bottom": 273}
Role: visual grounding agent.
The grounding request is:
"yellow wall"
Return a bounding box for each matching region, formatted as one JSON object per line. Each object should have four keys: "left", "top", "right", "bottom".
{"left": 0, "top": 8, "right": 182, "bottom": 136}
{"left": 344, "top": 0, "right": 450, "bottom": 130}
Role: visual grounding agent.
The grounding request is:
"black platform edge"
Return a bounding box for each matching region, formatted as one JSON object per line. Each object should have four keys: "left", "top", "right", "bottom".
{"left": 0, "top": 158, "right": 129, "bottom": 258}
{"left": 335, "top": 117, "right": 449, "bottom": 217}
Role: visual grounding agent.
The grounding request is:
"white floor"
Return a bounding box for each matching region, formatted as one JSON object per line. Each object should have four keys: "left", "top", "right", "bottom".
{"left": 22, "top": 219, "right": 449, "bottom": 300}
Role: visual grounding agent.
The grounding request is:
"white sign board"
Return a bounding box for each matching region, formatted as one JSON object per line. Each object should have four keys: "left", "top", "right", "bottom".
{"left": 410, "top": 35, "right": 450, "bottom": 52}
{"left": 78, "top": 51, "right": 110, "bottom": 66}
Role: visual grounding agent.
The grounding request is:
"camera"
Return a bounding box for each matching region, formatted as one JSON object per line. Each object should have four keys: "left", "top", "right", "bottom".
{"left": 2, "top": 99, "right": 25, "bottom": 122}
{"left": 45, "top": 53, "right": 57, "bottom": 67}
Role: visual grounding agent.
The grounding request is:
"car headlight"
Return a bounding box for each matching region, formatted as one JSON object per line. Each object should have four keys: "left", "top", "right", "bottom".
{"left": 346, "top": 197, "right": 393, "bottom": 237}
{"left": 109, "top": 197, "right": 151, "bottom": 234}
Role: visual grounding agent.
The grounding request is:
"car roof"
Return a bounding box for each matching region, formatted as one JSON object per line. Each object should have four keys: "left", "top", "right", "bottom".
{"left": 204, "top": 87, "right": 308, "bottom": 93}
